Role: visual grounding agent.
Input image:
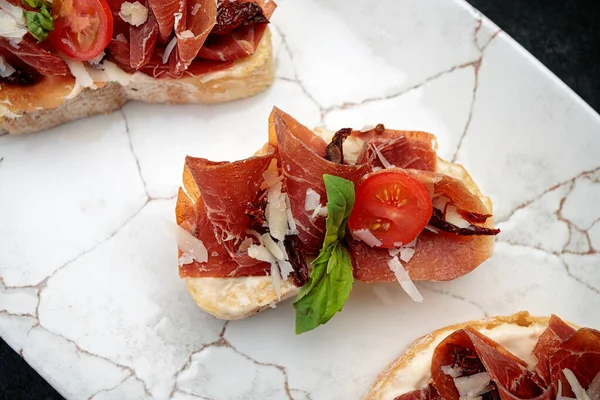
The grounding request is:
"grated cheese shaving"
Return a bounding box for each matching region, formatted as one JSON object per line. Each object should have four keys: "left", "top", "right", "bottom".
{"left": 261, "top": 234, "right": 285, "bottom": 260}
{"left": 164, "top": 220, "right": 208, "bottom": 265}
{"left": 0, "top": 55, "right": 15, "bottom": 77}
{"left": 247, "top": 243, "right": 276, "bottom": 263}
{"left": 372, "top": 143, "right": 395, "bottom": 169}
{"left": 387, "top": 256, "right": 423, "bottom": 303}
{"left": 162, "top": 36, "right": 178, "bottom": 64}
{"left": 191, "top": 3, "right": 201, "bottom": 15}
{"left": 119, "top": 1, "right": 148, "bottom": 27}
{"left": 305, "top": 188, "right": 321, "bottom": 211}
{"left": 353, "top": 229, "right": 382, "bottom": 247}
{"left": 270, "top": 262, "right": 282, "bottom": 300}
{"left": 453, "top": 372, "right": 492, "bottom": 398}
{"left": 563, "top": 368, "right": 592, "bottom": 400}
{"left": 0, "top": 0, "right": 27, "bottom": 42}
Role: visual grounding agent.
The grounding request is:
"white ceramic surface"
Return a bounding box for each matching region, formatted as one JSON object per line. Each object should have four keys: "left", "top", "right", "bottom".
{"left": 1, "top": 0, "right": 600, "bottom": 399}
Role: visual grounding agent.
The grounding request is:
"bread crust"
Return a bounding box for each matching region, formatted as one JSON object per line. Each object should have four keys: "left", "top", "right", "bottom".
{"left": 363, "top": 311, "right": 573, "bottom": 400}
{"left": 1, "top": 29, "right": 274, "bottom": 135}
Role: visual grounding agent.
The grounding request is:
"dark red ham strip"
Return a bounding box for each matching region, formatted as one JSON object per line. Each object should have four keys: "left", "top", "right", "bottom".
{"left": 356, "top": 126, "right": 437, "bottom": 171}
{"left": 272, "top": 107, "right": 371, "bottom": 254}
{"left": 197, "top": 0, "right": 275, "bottom": 61}
{"left": 148, "top": 0, "right": 183, "bottom": 42}
{"left": 0, "top": 38, "right": 70, "bottom": 76}
{"left": 350, "top": 168, "right": 495, "bottom": 282}
{"left": 171, "top": 0, "right": 217, "bottom": 76}
{"left": 549, "top": 328, "right": 600, "bottom": 397}
{"left": 393, "top": 385, "right": 441, "bottom": 400}
{"left": 176, "top": 188, "right": 269, "bottom": 277}
{"left": 185, "top": 147, "right": 275, "bottom": 243}
{"left": 130, "top": 8, "right": 159, "bottom": 69}
{"left": 533, "top": 315, "right": 577, "bottom": 385}
{"left": 388, "top": 316, "right": 599, "bottom": 400}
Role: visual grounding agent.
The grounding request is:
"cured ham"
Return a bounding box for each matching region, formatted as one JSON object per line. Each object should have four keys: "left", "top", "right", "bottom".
{"left": 272, "top": 108, "right": 371, "bottom": 254}
{"left": 0, "top": 38, "right": 70, "bottom": 76}
{"left": 397, "top": 316, "right": 599, "bottom": 400}
{"left": 176, "top": 108, "right": 498, "bottom": 282}
{"left": 129, "top": 8, "right": 159, "bottom": 69}
{"left": 197, "top": 0, "right": 275, "bottom": 61}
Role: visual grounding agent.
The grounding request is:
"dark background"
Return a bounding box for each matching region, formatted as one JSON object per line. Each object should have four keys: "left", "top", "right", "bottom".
{"left": 1, "top": 0, "right": 599, "bottom": 399}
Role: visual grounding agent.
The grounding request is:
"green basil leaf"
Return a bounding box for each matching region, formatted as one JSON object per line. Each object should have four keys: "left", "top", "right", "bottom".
{"left": 294, "top": 175, "right": 356, "bottom": 334}
{"left": 294, "top": 242, "right": 354, "bottom": 334}
{"left": 24, "top": 3, "right": 54, "bottom": 42}
{"left": 22, "top": 0, "right": 43, "bottom": 8}
{"left": 321, "top": 174, "right": 355, "bottom": 248}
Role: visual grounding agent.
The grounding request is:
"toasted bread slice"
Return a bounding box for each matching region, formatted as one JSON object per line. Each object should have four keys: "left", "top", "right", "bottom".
{"left": 1, "top": 29, "right": 274, "bottom": 135}
{"left": 363, "top": 312, "right": 574, "bottom": 400}
{"left": 178, "top": 130, "right": 495, "bottom": 320}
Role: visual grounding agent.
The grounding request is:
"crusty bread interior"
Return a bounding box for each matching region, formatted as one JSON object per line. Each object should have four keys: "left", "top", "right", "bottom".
{"left": 363, "top": 312, "right": 569, "bottom": 400}
{"left": 1, "top": 29, "right": 274, "bottom": 135}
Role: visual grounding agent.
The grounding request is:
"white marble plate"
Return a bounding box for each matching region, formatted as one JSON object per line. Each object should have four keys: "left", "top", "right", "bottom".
{"left": 1, "top": 0, "right": 600, "bottom": 399}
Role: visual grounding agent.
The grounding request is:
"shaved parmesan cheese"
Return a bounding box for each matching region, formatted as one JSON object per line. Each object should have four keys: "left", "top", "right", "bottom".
{"left": 88, "top": 51, "right": 105, "bottom": 65}
{"left": 64, "top": 59, "right": 97, "bottom": 100}
{"left": 399, "top": 247, "right": 415, "bottom": 263}
{"left": 164, "top": 221, "right": 208, "bottom": 264}
{"left": 115, "top": 33, "right": 128, "bottom": 43}
{"left": 178, "top": 29, "right": 194, "bottom": 39}
{"left": 0, "top": 55, "right": 14, "bottom": 77}
{"left": 277, "top": 259, "right": 293, "bottom": 280}
{"left": 388, "top": 256, "right": 423, "bottom": 303}
{"left": 191, "top": 3, "right": 201, "bottom": 15}
{"left": 119, "top": 1, "right": 148, "bottom": 27}
{"left": 285, "top": 194, "right": 299, "bottom": 235}
{"left": 342, "top": 137, "right": 365, "bottom": 165}
{"left": 248, "top": 243, "right": 276, "bottom": 263}
{"left": 270, "top": 262, "right": 282, "bottom": 300}
{"left": 305, "top": 188, "right": 321, "bottom": 211}
{"left": 173, "top": 11, "right": 183, "bottom": 31}
{"left": 162, "top": 36, "right": 178, "bottom": 64}
{"left": 446, "top": 205, "right": 470, "bottom": 229}
{"left": 311, "top": 205, "right": 328, "bottom": 219}
{"left": 88, "top": 61, "right": 132, "bottom": 86}
{"left": 0, "top": 1, "right": 26, "bottom": 42}
{"left": 372, "top": 144, "right": 395, "bottom": 169}
{"left": 563, "top": 369, "right": 592, "bottom": 400}
{"left": 388, "top": 248, "right": 400, "bottom": 257}
{"left": 587, "top": 371, "right": 600, "bottom": 400}
{"left": 441, "top": 365, "right": 462, "bottom": 378}
{"left": 353, "top": 229, "right": 383, "bottom": 247}
{"left": 453, "top": 372, "right": 492, "bottom": 398}
{"left": 425, "top": 225, "right": 439, "bottom": 234}
{"left": 261, "top": 234, "right": 285, "bottom": 260}
{"left": 265, "top": 182, "right": 288, "bottom": 241}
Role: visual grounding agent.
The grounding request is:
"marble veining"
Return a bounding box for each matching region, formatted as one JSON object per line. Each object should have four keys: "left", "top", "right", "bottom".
{"left": 1, "top": 0, "right": 599, "bottom": 399}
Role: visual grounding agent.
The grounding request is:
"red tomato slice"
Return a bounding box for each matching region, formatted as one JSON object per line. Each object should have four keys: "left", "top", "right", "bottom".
{"left": 348, "top": 171, "right": 433, "bottom": 248}
{"left": 48, "top": 0, "right": 114, "bottom": 61}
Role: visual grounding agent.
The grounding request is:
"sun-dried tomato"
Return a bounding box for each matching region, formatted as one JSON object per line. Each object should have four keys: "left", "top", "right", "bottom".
{"left": 284, "top": 235, "right": 309, "bottom": 287}
{"left": 324, "top": 127, "right": 352, "bottom": 164}
{"left": 429, "top": 208, "right": 500, "bottom": 236}
{"left": 213, "top": 0, "right": 269, "bottom": 35}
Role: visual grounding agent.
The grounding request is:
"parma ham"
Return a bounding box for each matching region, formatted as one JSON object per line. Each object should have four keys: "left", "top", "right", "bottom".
{"left": 176, "top": 108, "right": 498, "bottom": 282}
{"left": 397, "top": 316, "right": 598, "bottom": 400}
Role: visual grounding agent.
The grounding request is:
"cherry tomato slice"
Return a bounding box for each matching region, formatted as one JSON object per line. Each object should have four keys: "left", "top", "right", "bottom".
{"left": 48, "top": 0, "right": 114, "bottom": 61}
{"left": 348, "top": 171, "right": 433, "bottom": 248}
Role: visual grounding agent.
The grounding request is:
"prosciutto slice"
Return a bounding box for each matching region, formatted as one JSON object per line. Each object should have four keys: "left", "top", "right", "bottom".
{"left": 171, "top": 0, "right": 217, "bottom": 76}
{"left": 148, "top": 0, "right": 183, "bottom": 42}
{"left": 129, "top": 8, "right": 159, "bottom": 69}
{"left": 533, "top": 315, "right": 577, "bottom": 385}
{"left": 272, "top": 107, "right": 371, "bottom": 254}
{"left": 197, "top": 0, "right": 275, "bottom": 61}
{"left": 176, "top": 188, "right": 268, "bottom": 277}
{"left": 350, "top": 169, "right": 495, "bottom": 282}
{"left": 185, "top": 148, "right": 275, "bottom": 242}
{"left": 549, "top": 328, "right": 600, "bottom": 397}
{"left": 430, "top": 328, "right": 548, "bottom": 400}
{"left": 397, "top": 316, "right": 598, "bottom": 400}
{"left": 0, "top": 38, "right": 70, "bottom": 76}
